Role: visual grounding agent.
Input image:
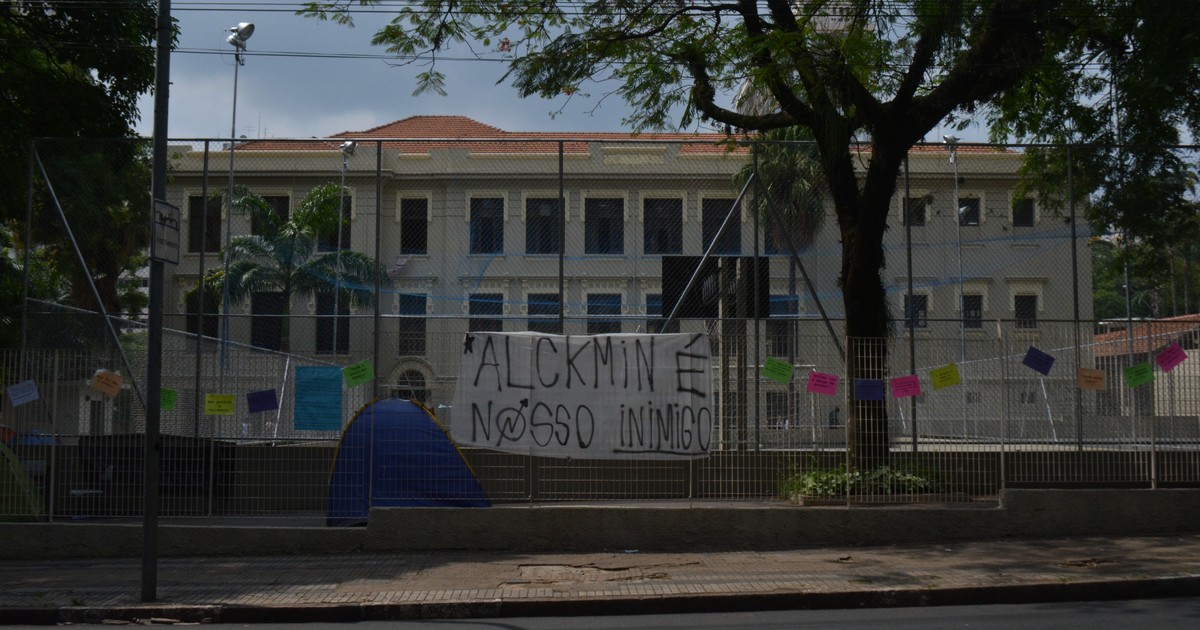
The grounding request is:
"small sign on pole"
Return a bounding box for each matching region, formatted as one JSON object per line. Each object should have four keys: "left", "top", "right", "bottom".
{"left": 151, "top": 199, "right": 181, "bottom": 265}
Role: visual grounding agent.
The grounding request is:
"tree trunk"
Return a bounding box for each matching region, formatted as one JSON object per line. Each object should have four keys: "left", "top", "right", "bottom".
{"left": 818, "top": 134, "right": 905, "bottom": 470}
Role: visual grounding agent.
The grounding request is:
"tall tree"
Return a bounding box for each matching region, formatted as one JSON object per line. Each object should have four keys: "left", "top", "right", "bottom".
{"left": 302, "top": 0, "right": 1200, "bottom": 467}
{"left": 220, "top": 184, "right": 388, "bottom": 353}
{"left": 1, "top": 1, "right": 159, "bottom": 333}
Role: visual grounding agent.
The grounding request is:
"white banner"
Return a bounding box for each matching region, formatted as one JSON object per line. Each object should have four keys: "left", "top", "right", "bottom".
{"left": 450, "top": 332, "right": 713, "bottom": 460}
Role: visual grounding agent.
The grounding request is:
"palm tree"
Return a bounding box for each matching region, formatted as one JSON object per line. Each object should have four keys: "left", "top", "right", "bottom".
{"left": 220, "top": 183, "right": 387, "bottom": 354}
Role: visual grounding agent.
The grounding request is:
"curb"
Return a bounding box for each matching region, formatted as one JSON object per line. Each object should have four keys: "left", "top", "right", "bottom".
{"left": 3, "top": 575, "right": 1198, "bottom": 625}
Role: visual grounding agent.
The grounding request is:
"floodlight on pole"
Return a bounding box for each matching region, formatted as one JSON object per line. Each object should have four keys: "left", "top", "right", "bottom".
{"left": 332, "top": 140, "right": 356, "bottom": 357}
{"left": 220, "top": 22, "right": 254, "bottom": 393}
{"left": 943, "top": 133, "right": 967, "bottom": 436}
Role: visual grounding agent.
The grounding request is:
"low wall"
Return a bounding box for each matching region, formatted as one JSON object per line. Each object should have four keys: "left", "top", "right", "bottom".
{"left": 3, "top": 489, "right": 1199, "bottom": 559}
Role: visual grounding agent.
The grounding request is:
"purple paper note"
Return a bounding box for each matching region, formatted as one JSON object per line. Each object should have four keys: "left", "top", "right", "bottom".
{"left": 1022, "top": 346, "right": 1056, "bottom": 376}
{"left": 854, "top": 379, "right": 885, "bottom": 401}
{"left": 806, "top": 371, "right": 839, "bottom": 396}
{"left": 890, "top": 374, "right": 922, "bottom": 399}
{"left": 246, "top": 389, "right": 279, "bottom": 414}
{"left": 1155, "top": 342, "right": 1189, "bottom": 373}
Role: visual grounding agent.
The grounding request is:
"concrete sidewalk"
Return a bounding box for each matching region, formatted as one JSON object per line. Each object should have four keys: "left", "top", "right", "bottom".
{"left": 3, "top": 534, "right": 1200, "bottom": 625}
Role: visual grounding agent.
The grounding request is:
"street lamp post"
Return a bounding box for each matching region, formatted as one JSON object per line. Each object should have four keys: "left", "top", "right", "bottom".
{"left": 332, "top": 140, "right": 356, "bottom": 357}
{"left": 944, "top": 134, "right": 968, "bottom": 437}
{"left": 220, "top": 22, "right": 254, "bottom": 390}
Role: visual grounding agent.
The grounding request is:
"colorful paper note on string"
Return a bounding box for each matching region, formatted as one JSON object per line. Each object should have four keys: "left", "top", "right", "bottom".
{"left": 1076, "top": 368, "right": 1106, "bottom": 390}
{"left": 5, "top": 380, "right": 40, "bottom": 407}
{"left": 246, "top": 389, "right": 279, "bottom": 413}
{"left": 806, "top": 371, "right": 839, "bottom": 396}
{"left": 761, "top": 357, "right": 794, "bottom": 384}
{"left": 853, "top": 379, "right": 885, "bottom": 401}
{"left": 890, "top": 374, "right": 922, "bottom": 399}
{"left": 160, "top": 388, "right": 178, "bottom": 411}
{"left": 1123, "top": 362, "right": 1154, "bottom": 388}
{"left": 204, "top": 393, "right": 235, "bottom": 416}
{"left": 343, "top": 360, "right": 375, "bottom": 387}
{"left": 1155, "top": 343, "right": 1188, "bottom": 373}
{"left": 930, "top": 364, "right": 961, "bottom": 390}
{"left": 295, "top": 366, "right": 343, "bottom": 431}
{"left": 91, "top": 369, "right": 123, "bottom": 398}
{"left": 1022, "top": 346, "right": 1056, "bottom": 376}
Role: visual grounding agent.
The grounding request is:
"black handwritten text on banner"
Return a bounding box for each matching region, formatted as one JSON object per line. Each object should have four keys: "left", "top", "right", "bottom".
{"left": 450, "top": 332, "right": 713, "bottom": 460}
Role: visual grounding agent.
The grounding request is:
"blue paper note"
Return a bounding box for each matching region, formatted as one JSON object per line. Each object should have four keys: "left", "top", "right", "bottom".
{"left": 853, "top": 378, "right": 885, "bottom": 401}
{"left": 246, "top": 389, "right": 279, "bottom": 414}
{"left": 1022, "top": 346, "right": 1055, "bottom": 376}
{"left": 294, "top": 367, "right": 343, "bottom": 431}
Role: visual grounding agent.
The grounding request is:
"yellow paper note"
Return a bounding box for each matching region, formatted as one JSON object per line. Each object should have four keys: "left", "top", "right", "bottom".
{"left": 205, "top": 393, "right": 236, "bottom": 416}
{"left": 930, "top": 364, "right": 961, "bottom": 390}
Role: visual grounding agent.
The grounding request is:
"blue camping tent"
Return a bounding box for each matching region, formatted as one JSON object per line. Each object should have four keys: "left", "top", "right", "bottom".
{"left": 326, "top": 398, "right": 489, "bottom": 526}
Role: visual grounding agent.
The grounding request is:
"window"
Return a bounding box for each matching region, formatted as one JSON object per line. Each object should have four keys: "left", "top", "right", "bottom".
{"left": 643, "top": 198, "right": 682, "bottom": 255}
{"left": 587, "top": 294, "right": 621, "bottom": 334}
{"left": 185, "top": 285, "right": 218, "bottom": 338}
{"left": 316, "top": 293, "right": 350, "bottom": 354}
{"left": 1012, "top": 198, "right": 1034, "bottom": 227}
{"left": 903, "top": 294, "right": 928, "bottom": 329}
{"left": 1019, "top": 390, "right": 1038, "bottom": 405}
{"left": 1014, "top": 294, "right": 1038, "bottom": 329}
{"left": 525, "top": 198, "right": 562, "bottom": 254}
{"left": 391, "top": 370, "right": 428, "bottom": 404}
{"left": 766, "top": 392, "right": 793, "bottom": 430}
{"left": 702, "top": 198, "right": 740, "bottom": 254}
{"left": 252, "top": 195, "right": 289, "bottom": 236}
{"left": 397, "top": 293, "right": 426, "bottom": 356}
{"left": 187, "top": 195, "right": 221, "bottom": 253}
{"left": 250, "top": 292, "right": 284, "bottom": 351}
{"left": 966, "top": 391, "right": 982, "bottom": 404}
{"left": 399, "top": 198, "right": 428, "bottom": 255}
{"left": 318, "top": 195, "right": 352, "bottom": 251}
{"left": 958, "top": 197, "right": 980, "bottom": 226}
{"left": 585, "top": 198, "right": 624, "bottom": 254}
{"left": 646, "top": 293, "right": 679, "bottom": 333}
{"left": 904, "top": 196, "right": 927, "bottom": 226}
{"left": 469, "top": 293, "right": 503, "bottom": 332}
{"left": 962, "top": 294, "right": 983, "bottom": 329}
{"left": 526, "top": 293, "right": 561, "bottom": 334}
{"left": 768, "top": 294, "right": 799, "bottom": 356}
{"left": 470, "top": 197, "right": 504, "bottom": 254}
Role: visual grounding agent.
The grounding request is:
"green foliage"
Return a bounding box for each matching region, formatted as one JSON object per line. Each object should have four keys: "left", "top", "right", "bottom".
{"left": 218, "top": 184, "right": 389, "bottom": 352}
{"left": 780, "top": 458, "right": 941, "bottom": 499}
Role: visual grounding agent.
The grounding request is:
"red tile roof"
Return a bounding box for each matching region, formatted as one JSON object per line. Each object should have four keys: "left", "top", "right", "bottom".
{"left": 232, "top": 115, "right": 1011, "bottom": 157}
{"left": 1093, "top": 314, "right": 1200, "bottom": 357}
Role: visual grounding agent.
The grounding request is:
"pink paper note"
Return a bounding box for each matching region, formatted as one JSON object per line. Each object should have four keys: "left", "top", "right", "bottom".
{"left": 890, "top": 374, "right": 922, "bottom": 399}
{"left": 1155, "top": 342, "right": 1189, "bottom": 373}
{"left": 806, "top": 371, "right": 839, "bottom": 396}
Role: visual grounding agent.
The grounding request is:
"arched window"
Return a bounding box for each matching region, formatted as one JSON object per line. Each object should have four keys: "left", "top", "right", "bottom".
{"left": 390, "top": 370, "right": 428, "bottom": 404}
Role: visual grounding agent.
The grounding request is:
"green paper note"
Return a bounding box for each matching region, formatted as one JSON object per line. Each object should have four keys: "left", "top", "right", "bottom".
{"left": 761, "top": 356, "right": 794, "bottom": 384}
{"left": 160, "top": 388, "right": 178, "bottom": 411}
{"left": 1123, "top": 362, "right": 1154, "bottom": 388}
{"left": 343, "top": 359, "right": 375, "bottom": 387}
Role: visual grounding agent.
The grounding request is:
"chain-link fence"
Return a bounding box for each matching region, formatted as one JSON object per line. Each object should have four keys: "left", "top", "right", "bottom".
{"left": 3, "top": 132, "right": 1198, "bottom": 521}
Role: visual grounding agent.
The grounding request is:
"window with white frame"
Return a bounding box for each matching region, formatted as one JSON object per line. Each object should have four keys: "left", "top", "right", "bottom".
{"left": 469, "top": 292, "right": 504, "bottom": 332}
{"left": 470, "top": 197, "right": 504, "bottom": 254}
{"left": 251, "top": 195, "right": 289, "bottom": 236}
{"left": 527, "top": 292, "right": 562, "bottom": 334}
{"left": 587, "top": 293, "right": 622, "bottom": 334}
{"left": 643, "top": 197, "right": 682, "bottom": 255}
{"left": 398, "top": 196, "right": 428, "bottom": 255}
{"left": 958, "top": 196, "right": 980, "bottom": 226}
{"left": 397, "top": 293, "right": 426, "bottom": 356}
{"left": 526, "top": 197, "right": 562, "bottom": 255}
{"left": 585, "top": 197, "right": 624, "bottom": 254}
{"left": 1012, "top": 198, "right": 1035, "bottom": 227}
{"left": 187, "top": 195, "right": 222, "bottom": 253}
{"left": 702, "top": 197, "right": 740, "bottom": 254}
{"left": 318, "top": 193, "right": 352, "bottom": 251}
{"left": 1014, "top": 294, "right": 1038, "bottom": 329}
{"left": 903, "top": 293, "right": 929, "bottom": 329}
